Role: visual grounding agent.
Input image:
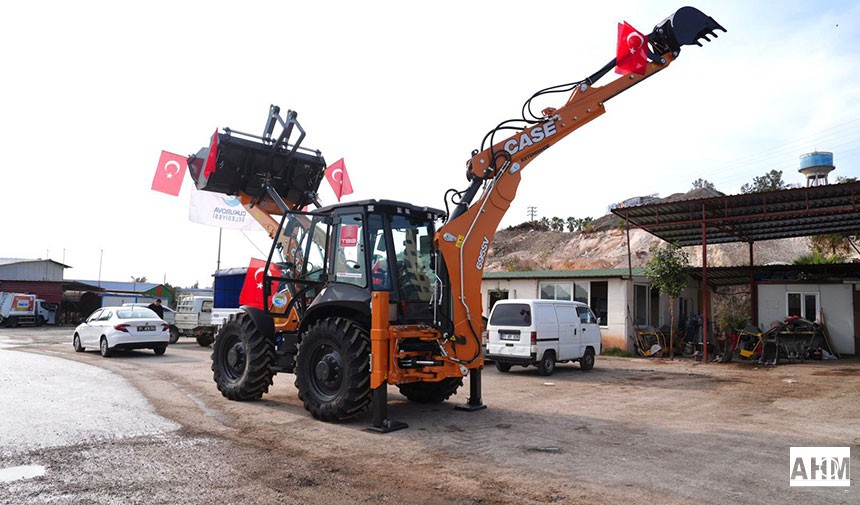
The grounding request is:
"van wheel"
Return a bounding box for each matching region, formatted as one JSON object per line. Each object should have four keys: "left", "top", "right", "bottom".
{"left": 580, "top": 349, "right": 595, "bottom": 371}
{"left": 537, "top": 351, "right": 555, "bottom": 376}
{"left": 495, "top": 361, "right": 512, "bottom": 373}
{"left": 169, "top": 326, "right": 180, "bottom": 344}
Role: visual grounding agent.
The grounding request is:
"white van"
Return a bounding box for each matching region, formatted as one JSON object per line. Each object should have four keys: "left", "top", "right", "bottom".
{"left": 486, "top": 299, "right": 602, "bottom": 376}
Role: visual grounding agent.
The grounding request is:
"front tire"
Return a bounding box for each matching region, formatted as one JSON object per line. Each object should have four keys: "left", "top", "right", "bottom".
{"left": 397, "top": 377, "right": 462, "bottom": 403}
{"left": 580, "top": 349, "right": 595, "bottom": 371}
{"left": 295, "top": 317, "right": 370, "bottom": 422}
{"left": 211, "top": 313, "right": 275, "bottom": 401}
{"left": 73, "top": 334, "right": 85, "bottom": 352}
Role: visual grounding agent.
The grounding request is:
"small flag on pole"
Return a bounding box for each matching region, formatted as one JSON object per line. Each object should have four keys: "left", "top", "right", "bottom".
{"left": 615, "top": 21, "right": 649, "bottom": 75}
{"left": 151, "top": 151, "right": 187, "bottom": 196}
{"left": 324, "top": 158, "right": 353, "bottom": 202}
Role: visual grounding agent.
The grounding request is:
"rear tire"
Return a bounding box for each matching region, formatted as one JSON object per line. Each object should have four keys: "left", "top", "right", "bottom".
{"left": 537, "top": 351, "right": 555, "bottom": 376}
{"left": 397, "top": 377, "right": 462, "bottom": 403}
{"left": 211, "top": 313, "right": 275, "bottom": 401}
{"left": 196, "top": 336, "right": 214, "bottom": 347}
{"left": 100, "top": 337, "right": 112, "bottom": 358}
{"left": 295, "top": 317, "right": 370, "bottom": 422}
{"left": 495, "top": 361, "right": 512, "bottom": 373}
{"left": 154, "top": 345, "right": 167, "bottom": 356}
{"left": 168, "top": 327, "right": 180, "bottom": 344}
{"left": 580, "top": 349, "right": 595, "bottom": 371}
{"left": 73, "top": 334, "right": 85, "bottom": 352}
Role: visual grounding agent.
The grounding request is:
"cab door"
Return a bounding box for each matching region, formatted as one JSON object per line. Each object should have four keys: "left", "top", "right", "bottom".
{"left": 555, "top": 304, "right": 580, "bottom": 361}
{"left": 576, "top": 305, "right": 601, "bottom": 354}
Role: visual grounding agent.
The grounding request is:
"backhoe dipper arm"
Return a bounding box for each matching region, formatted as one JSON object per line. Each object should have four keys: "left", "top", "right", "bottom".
{"left": 435, "top": 6, "right": 724, "bottom": 364}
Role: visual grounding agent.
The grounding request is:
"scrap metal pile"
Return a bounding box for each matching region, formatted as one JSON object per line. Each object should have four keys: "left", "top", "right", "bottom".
{"left": 734, "top": 316, "right": 839, "bottom": 365}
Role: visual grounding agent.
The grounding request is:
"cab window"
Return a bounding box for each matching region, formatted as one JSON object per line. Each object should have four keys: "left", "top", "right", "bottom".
{"left": 333, "top": 214, "right": 366, "bottom": 287}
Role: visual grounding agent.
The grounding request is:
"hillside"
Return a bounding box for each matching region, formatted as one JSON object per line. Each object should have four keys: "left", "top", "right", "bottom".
{"left": 485, "top": 191, "right": 816, "bottom": 272}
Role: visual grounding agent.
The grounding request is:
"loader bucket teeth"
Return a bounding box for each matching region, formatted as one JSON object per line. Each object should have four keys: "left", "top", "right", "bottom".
{"left": 650, "top": 6, "right": 725, "bottom": 54}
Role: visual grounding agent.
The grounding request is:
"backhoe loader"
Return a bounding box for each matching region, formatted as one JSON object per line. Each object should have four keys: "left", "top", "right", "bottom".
{"left": 185, "top": 6, "right": 724, "bottom": 431}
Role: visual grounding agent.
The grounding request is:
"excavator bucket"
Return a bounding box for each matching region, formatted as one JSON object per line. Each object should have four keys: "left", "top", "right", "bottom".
{"left": 650, "top": 6, "right": 725, "bottom": 54}
{"left": 187, "top": 107, "right": 326, "bottom": 212}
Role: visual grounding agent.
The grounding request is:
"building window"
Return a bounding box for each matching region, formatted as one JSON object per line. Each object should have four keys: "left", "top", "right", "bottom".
{"left": 787, "top": 292, "right": 818, "bottom": 321}
{"left": 590, "top": 281, "right": 608, "bottom": 326}
{"left": 541, "top": 282, "right": 571, "bottom": 300}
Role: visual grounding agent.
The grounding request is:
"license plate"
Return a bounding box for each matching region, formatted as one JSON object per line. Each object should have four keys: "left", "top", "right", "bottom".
{"left": 137, "top": 325, "right": 155, "bottom": 332}
{"left": 499, "top": 334, "right": 520, "bottom": 341}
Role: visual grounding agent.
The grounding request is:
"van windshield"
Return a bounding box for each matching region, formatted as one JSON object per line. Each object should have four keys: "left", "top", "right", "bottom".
{"left": 490, "top": 304, "right": 532, "bottom": 326}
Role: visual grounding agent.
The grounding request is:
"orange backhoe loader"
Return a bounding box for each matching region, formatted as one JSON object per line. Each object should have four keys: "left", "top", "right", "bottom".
{"left": 185, "top": 6, "right": 724, "bottom": 431}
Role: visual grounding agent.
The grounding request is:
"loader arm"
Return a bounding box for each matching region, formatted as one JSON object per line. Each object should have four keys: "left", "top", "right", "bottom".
{"left": 434, "top": 6, "right": 725, "bottom": 364}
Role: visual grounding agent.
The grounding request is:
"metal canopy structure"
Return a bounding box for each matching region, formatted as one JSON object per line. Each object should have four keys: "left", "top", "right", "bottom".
{"left": 611, "top": 181, "right": 860, "bottom": 246}
{"left": 611, "top": 181, "right": 860, "bottom": 362}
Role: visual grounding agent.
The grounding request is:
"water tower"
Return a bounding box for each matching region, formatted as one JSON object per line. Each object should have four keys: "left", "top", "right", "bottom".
{"left": 798, "top": 151, "right": 835, "bottom": 187}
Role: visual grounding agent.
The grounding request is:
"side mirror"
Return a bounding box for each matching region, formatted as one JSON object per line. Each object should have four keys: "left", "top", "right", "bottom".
{"left": 79, "top": 317, "right": 87, "bottom": 324}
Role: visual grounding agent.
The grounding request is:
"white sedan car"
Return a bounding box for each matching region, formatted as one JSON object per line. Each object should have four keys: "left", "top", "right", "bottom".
{"left": 73, "top": 307, "right": 170, "bottom": 357}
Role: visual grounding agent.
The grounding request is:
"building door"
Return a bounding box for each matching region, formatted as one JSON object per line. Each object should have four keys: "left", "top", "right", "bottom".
{"left": 488, "top": 290, "right": 509, "bottom": 312}
{"left": 854, "top": 289, "right": 860, "bottom": 353}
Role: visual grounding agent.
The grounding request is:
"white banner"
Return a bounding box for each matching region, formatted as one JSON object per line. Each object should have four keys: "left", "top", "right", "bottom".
{"left": 189, "top": 188, "right": 263, "bottom": 231}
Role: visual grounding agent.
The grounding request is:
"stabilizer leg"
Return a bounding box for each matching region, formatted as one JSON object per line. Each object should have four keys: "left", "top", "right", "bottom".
{"left": 455, "top": 367, "right": 487, "bottom": 412}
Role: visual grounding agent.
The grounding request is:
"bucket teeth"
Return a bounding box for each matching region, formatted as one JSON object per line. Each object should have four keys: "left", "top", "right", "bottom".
{"left": 651, "top": 6, "right": 726, "bottom": 54}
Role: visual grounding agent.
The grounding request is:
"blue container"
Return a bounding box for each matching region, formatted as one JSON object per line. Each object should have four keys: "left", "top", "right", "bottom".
{"left": 799, "top": 151, "right": 834, "bottom": 170}
{"left": 213, "top": 268, "right": 247, "bottom": 308}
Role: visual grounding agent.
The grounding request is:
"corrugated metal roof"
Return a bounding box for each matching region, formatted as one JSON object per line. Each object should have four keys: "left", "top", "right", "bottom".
{"left": 611, "top": 181, "right": 860, "bottom": 246}
{"left": 71, "top": 280, "right": 160, "bottom": 292}
{"left": 0, "top": 258, "right": 70, "bottom": 268}
{"left": 483, "top": 267, "right": 645, "bottom": 279}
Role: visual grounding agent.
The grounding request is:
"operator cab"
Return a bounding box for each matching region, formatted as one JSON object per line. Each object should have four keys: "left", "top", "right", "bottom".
{"left": 266, "top": 199, "right": 444, "bottom": 326}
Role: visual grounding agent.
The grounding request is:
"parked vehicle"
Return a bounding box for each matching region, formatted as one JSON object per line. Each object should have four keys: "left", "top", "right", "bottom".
{"left": 73, "top": 307, "right": 170, "bottom": 357}
{"left": 174, "top": 294, "right": 218, "bottom": 346}
{"left": 122, "top": 303, "right": 179, "bottom": 343}
{"left": 0, "top": 292, "right": 59, "bottom": 327}
{"left": 485, "top": 299, "right": 602, "bottom": 376}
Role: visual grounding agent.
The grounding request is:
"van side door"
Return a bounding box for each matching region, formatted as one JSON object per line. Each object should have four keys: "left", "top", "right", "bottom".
{"left": 576, "top": 306, "right": 601, "bottom": 354}
{"left": 535, "top": 304, "right": 559, "bottom": 358}
{"left": 555, "top": 304, "right": 580, "bottom": 360}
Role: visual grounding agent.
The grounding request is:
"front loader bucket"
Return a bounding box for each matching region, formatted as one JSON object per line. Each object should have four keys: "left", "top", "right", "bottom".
{"left": 650, "top": 6, "right": 726, "bottom": 54}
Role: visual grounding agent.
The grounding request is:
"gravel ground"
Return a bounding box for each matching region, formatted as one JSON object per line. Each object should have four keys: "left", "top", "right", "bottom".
{"left": 1, "top": 327, "right": 857, "bottom": 504}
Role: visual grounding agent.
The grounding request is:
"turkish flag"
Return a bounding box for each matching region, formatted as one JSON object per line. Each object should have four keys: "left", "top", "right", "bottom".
{"left": 151, "top": 151, "right": 187, "bottom": 196}
{"left": 615, "top": 21, "right": 649, "bottom": 75}
{"left": 324, "top": 158, "right": 353, "bottom": 202}
{"left": 239, "top": 258, "right": 283, "bottom": 310}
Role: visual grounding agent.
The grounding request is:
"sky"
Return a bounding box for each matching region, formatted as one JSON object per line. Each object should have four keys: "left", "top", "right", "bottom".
{"left": 3, "top": 0, "right": 860, "bottom": 288}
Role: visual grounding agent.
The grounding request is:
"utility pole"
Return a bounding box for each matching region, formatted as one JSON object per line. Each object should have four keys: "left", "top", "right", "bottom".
{"left": 527, "top": 206, "right": 538, "bottom": 222}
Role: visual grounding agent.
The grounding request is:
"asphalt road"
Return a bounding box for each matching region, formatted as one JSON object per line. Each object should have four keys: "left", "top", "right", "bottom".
{"left": 1, "top": 325, "right": 858, "bottom": 505}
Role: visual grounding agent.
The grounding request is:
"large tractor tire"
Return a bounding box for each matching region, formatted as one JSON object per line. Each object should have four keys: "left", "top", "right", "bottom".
{"left": 211, "top": 312, "right": 275, "bottom": 401}
{"left": 295, "top": 317, "right": 371, "bottom": 422}
{"left": 397, "top": 377, "right": 463, "bottom": 404}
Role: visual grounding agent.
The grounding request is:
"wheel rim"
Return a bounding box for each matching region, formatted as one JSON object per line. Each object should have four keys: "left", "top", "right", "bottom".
{"left": 544, "top": 356, "right": 553, "bottom": 370}
{"left": 585, "top": 354, "right": 594, "bottom": 367}
{"left": 74, "top": 336, "right": 80, "bottom": 350}
{"left": 220, "top": 334, "right": 247, "bottom": 381}
{"left": 308, "top": 343, "right": 344, "bottom": 401}
{"left": 101, "top": 339, "right": 107, "bottom": 354}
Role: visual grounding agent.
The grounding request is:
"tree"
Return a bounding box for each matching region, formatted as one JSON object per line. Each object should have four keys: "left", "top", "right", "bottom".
{"left": 644, "top": 242, "right": 689, "bottom": 359}
{"left": 550, "top": 217, "right": 565, "bottom": 232}
{"left": 809, "top": 234, "right": 852, "bottom": 258}
{"left": 740, "top": 169, "right": 786, "bottom": 194}
{"left": 691, "top": 178, "right": 715, "bottom": 190}
{"left": 132, "top": 276, "right": 148, "bottom": 283}
{"left": 566, "top": 217, "right": 578, "bottom": 232}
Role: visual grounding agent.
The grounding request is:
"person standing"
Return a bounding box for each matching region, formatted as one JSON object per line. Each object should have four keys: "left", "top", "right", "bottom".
{"left": 147, "top": 299, "right": 165, "bottom": 319}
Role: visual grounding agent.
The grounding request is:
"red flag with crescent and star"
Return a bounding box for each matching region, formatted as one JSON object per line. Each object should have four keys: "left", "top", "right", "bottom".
{"left": 239, "top": 258, "right": 283, "bottom": 309}
{"left": 615, "top": 21, "right": 648, "bottom": 75}
{"left": 151, "top": 150, "right": 187, "bottom": 196}
{"left": 324, "top": 158, "right": 353, "bottom": 202}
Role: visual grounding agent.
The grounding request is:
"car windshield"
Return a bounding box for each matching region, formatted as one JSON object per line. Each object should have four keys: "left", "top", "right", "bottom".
{"left": 117, "top": 308, "right": 159, "bottom": 319}
{"left": 490, "top": 304, "right": 532, "bottom": 326}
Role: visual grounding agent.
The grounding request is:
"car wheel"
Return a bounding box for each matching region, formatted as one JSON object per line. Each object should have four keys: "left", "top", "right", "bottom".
{"left": 168, "top": 327, "right": 180, "bottom": 344}
{"left": 495, "top": 361, "right": 512, "bottom": 372}
{"left": 100, "top": 337, "right": 112, "bottom": 358}
{"left": 537, "top": 351, "right": 555, "bottom": 376}
{"left": 73, "top": 334, "right": 85, "bottom": 352}
{"left": 154, "top": 345, "right": 167, "bottom": 356}
{"left": 580, "top": 349, "right": 595, "bottom": 371}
